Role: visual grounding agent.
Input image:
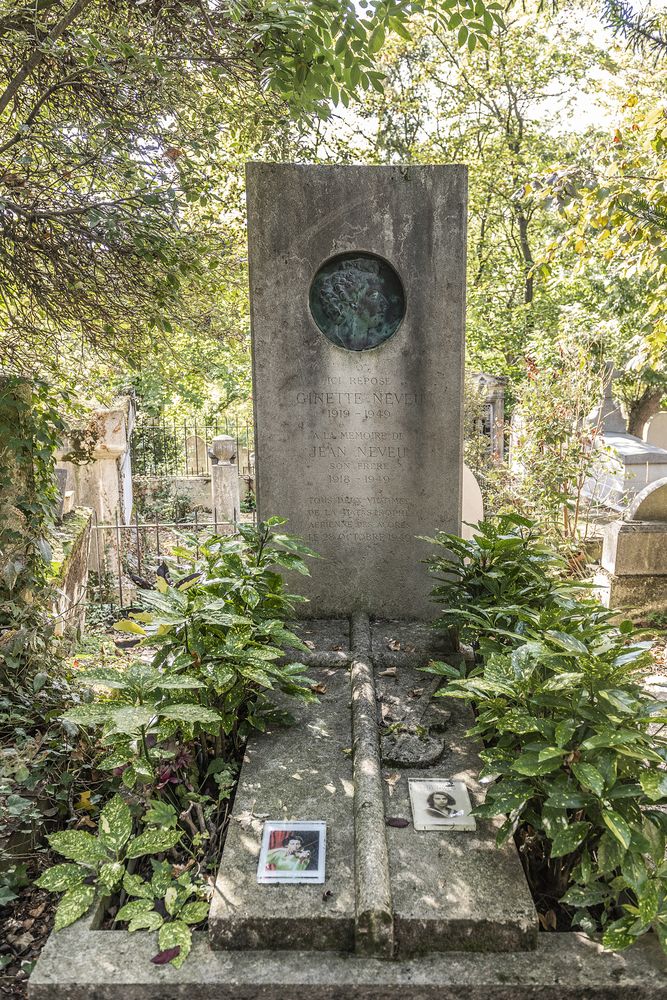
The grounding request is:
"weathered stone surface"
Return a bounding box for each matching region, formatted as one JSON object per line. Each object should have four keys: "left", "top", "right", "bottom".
{"left": 208, "top": 667, "right": 355, "bottom": 952}
{"left": 594, "top": 569, "right": 667, "bottom": 613}
{"left": 248, "top": 162, "right": 466, "bottom": 620}
{"left": 381, "top": 731, "right": 446, "bottom": 769}
{"left": 626, "top": 477, "right": 667, "bottom": 522}
{"left": 379, "top": 662, "right": 538, "bottom": 955}
{"left": 644, "top": 412, "right": 667, "bottom": 450}
{"left": 350, "top": 636, "right": 394, "bottom": 957}
{"left": 601, "top": 521, "right": 667, "bottom": 576}
{"left": 29, "top": 924, "right": 667, "bottom": 999}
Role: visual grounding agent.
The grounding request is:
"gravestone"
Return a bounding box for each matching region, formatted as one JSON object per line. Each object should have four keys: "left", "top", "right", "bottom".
{"left": 185, "top": 434, "right": 207, "bottom": 475}
{"left": 248, "top": 163, "right": 466, "bottom": 619}
{"left": 644, "top": 411, "right": 667, "bottom": 450}
{"left": 461, "top": 463, "right": 484, "bottom": 540}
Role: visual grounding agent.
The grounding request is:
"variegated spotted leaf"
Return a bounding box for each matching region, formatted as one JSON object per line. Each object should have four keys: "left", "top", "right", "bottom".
{"left": 178, "top": 901, "right": 210, "bottom": 925}
{"left": 125, "top": 827, "right": 181, "bottom": 859}
{"left": 97, "top": 862, "right": 125, "bottom": 893}
{"left": 116, "top": 899, "right": 154, "bottom": 922}
{"left": 128, "top": 911, "right": 164, "bottom": 933}
{"left": 122, "top": 872, "right": 155, "bottom": 900}
{"left": 35, "top": 864, "right": 88, "bottom": 892}
{"left": 54, "top": 883, "right": 96, "bottom": 931}
{"left": 47, "top": 830, "right": 109, "bottom": 866}
{"left": 158, "top": 920, "right": 192, "bottom": 968}
{"left": 98, "top": 795, "right": 132, "bottom": 853}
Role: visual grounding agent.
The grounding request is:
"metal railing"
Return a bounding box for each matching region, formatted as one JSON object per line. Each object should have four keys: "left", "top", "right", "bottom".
{"left": 132, "top": 414, "right": 255, "bottom": 478}
{"left": 89, "top": 507, "right": 256, "bottom": 609}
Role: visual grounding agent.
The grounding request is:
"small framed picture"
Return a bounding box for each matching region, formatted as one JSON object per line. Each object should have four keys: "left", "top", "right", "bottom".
{"left": 408, "top": 778, "right": 476, "bottom": 832}
{"left": 257, "top": 821, "right": 326, "bottom": 884}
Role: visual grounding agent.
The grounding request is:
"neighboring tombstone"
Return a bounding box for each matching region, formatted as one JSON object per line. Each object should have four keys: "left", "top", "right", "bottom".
{"left": 209, "top": 434, "right": 240, "bottom": 523}
{"left": 583, "top": 369, "right": 667, "bottom": 509}
{"left": 247, "top": 162, "right": 466, "bottom": 619}
{"left": 56, "top": 396, "right": 135, "bottom": 524}
{"left": 54, "top": 467, "right": 73, "bottom": 522}
{"left": 643, "top": 411, "right": 667, "bottom": 450}
{"left": 469, "top": 373, "right": 506, "bottom": 459}
{"left": 185, "top": 434, "right": 207, "bottom": 475}
{"left": 595, "top": 477, "right": 667, "bottom": 611}
{"left": 461, "top": 464, "right": 484, "bottom": 541}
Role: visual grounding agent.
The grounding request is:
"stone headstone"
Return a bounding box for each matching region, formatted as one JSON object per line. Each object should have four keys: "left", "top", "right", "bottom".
{"left": 643, "top": 411, "right": 667, "bottom": 450}
{"left": 247, "top": 163, "right": 466, "bottom": 619}
{"left": 461, "top": 463, "right": 484, "bottom": 540}
{"left": 185, "top": 434, "right": 207, "bottom": 475}
{"left": 626, "top": 477, "right": 667, "bottom": 522}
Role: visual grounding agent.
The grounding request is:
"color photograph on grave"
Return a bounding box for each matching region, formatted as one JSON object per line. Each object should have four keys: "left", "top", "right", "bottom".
{"left": 257, "top": 821, "right": 327, "bottom": 884}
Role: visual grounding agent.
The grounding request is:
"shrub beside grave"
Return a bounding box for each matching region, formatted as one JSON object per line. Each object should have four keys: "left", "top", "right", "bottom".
{"left": 423, "top": 513, "right": 667, "bottom": 954}
{"left": 35, "top": 518, "right": 318, "bottom": 967}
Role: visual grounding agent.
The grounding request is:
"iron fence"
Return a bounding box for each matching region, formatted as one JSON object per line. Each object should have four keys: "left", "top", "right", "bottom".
{"left": 132, "top": 414, "right": 255, "bottom": 478}
{"left": 89, "top": 507, "right": 255, "bottom": 610}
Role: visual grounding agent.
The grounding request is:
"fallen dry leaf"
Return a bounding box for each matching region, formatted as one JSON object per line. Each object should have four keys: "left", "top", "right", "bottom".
{"left": 538, "top": 910, "right": 558, "bottom": 931}
{"left": 303, "top": 640, "right": 316, "bottom": 650}
{"left": 312, "top": 683, "right": 328, "bottom": 694}
{"left": 332, "top": 645, "right": 344, "bottom": 651}
{"left": 384, "top": 773, "right": 401, "bottom": 796}
{"left": 408, "top": 687, "right": 424, "bottom": 698}
{"left": 387, "top": 639, "right": 401, "bottom": 651}
{"left": 386, "top": 817, "right": 409, "bottom": 828}
{"left": 378, "top": 667, "right": 397, "bottom": 677}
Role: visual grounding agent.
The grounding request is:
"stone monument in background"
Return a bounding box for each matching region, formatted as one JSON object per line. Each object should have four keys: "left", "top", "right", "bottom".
{"left": 247, "top": 163, "right": 466, "bottom": 619}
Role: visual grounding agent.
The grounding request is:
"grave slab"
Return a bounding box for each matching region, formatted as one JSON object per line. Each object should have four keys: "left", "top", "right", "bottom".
{"left": 208, "top": 665, "right": 356, "bottom": 952}
{"left": 376, "top": 661, "right": 538, "bottom": 954}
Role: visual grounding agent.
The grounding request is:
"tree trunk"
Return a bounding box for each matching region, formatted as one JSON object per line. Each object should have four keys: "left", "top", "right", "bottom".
{"left": 627, "top": 387, "right": 665, "bottom": 439}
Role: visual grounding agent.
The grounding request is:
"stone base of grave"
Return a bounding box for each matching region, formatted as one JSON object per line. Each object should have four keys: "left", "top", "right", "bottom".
{"left": 30, "top": 618, "right": 667, "bottom": 997}
{"left": 29, "top": 914, "right": 667, "bottom": 999}
{"left": 594, "top": 569, "right": 667, "bottom": 612}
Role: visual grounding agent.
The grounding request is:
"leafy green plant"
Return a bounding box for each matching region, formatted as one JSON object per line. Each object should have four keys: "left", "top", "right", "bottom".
{"left": 112, "top": 519, "right": 318, "bottom": 750}
{"left": 116, "top": 862, "right": 209, "bottom": 967}
{"left": 424, "top": 515, "right": 667, "bottom": 953}
{"left": 61, "top": 663, "right": 221, "bottom": 789}
{"left": 35, "top": 795, "right": 181, "bottom": 932}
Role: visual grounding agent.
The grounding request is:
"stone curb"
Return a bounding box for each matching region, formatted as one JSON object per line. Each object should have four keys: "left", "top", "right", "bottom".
{"left": 350, "top": 613, "right": 394, "bottom": 958}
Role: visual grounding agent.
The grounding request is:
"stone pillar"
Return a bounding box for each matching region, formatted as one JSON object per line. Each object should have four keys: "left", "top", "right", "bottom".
{"left": 209, "top": 435, "right": 240, "bottom": 523}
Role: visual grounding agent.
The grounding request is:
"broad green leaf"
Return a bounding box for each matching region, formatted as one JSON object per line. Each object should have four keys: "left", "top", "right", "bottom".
{"left": 602, "top": 810, "right": 632, "bottom": 851}
{"left": 47, "top": 830, "right": 109, "bottom": 866}
{"left": 178, "top": 901, "right": 210, "bottom": 924}
{"left": 158, "top": 919, "right": 191, "bottom": 967}
{"left": 98, "top": 795, "right": 132, "bottom": 853}
{"left": 160, "top": 704, "right": 221, "bottom": 724}
{"left": 128, "top": 911, "right": 164, "bottom": 932}
{"left": 572, "top": 762, "right": 605, "bottom": 797}
{"left": 60, "top": 705, "right": 110, "bottom": 726}
{"left": 545, "top": 630, "right": 588, "bottom": 655}
{"left": 164, "top": 886, "right": 179, "bottom": 916}
{"left": 603, "top": 916, "right": 638, "bottom": 951}
{"left": 98, "top": 862, "right": 125, "bottom": 893}
{"left": 109, "top": 706, "right": 157, "bottom": 733}
{"left": 125, "top": 827, "right": 181, "bottom": 859}
{"left": 550, "top": 822, "right": 590, "bottom": 858}
{"left": 54, "top": 883, "right": 95, "bottom": 931}
{"left": 35, "top": 864, "right": 87, "bottom": 892}
{"left": 561, "top": 882, "right": 610, "bottom": 907}
{"left": 116, "top": 899, "right": 154, "bottom": 922}
{"left": 638, "top": 882, "right": 659, "bottom": 923}
{"left": 639, "top": 770, "right": 667, "bottom": 802}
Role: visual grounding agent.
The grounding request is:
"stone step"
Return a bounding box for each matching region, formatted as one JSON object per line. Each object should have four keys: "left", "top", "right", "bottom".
{"left": 208, "top": 665, "right": 356, "bottom": 951}
{"left": 377, "top": 661, "right": 538, "bottom": 955}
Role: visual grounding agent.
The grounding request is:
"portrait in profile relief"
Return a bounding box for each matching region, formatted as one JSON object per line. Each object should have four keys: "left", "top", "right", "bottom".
{"left": 309, "top": 251, "right": 405, "bottom": 352}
